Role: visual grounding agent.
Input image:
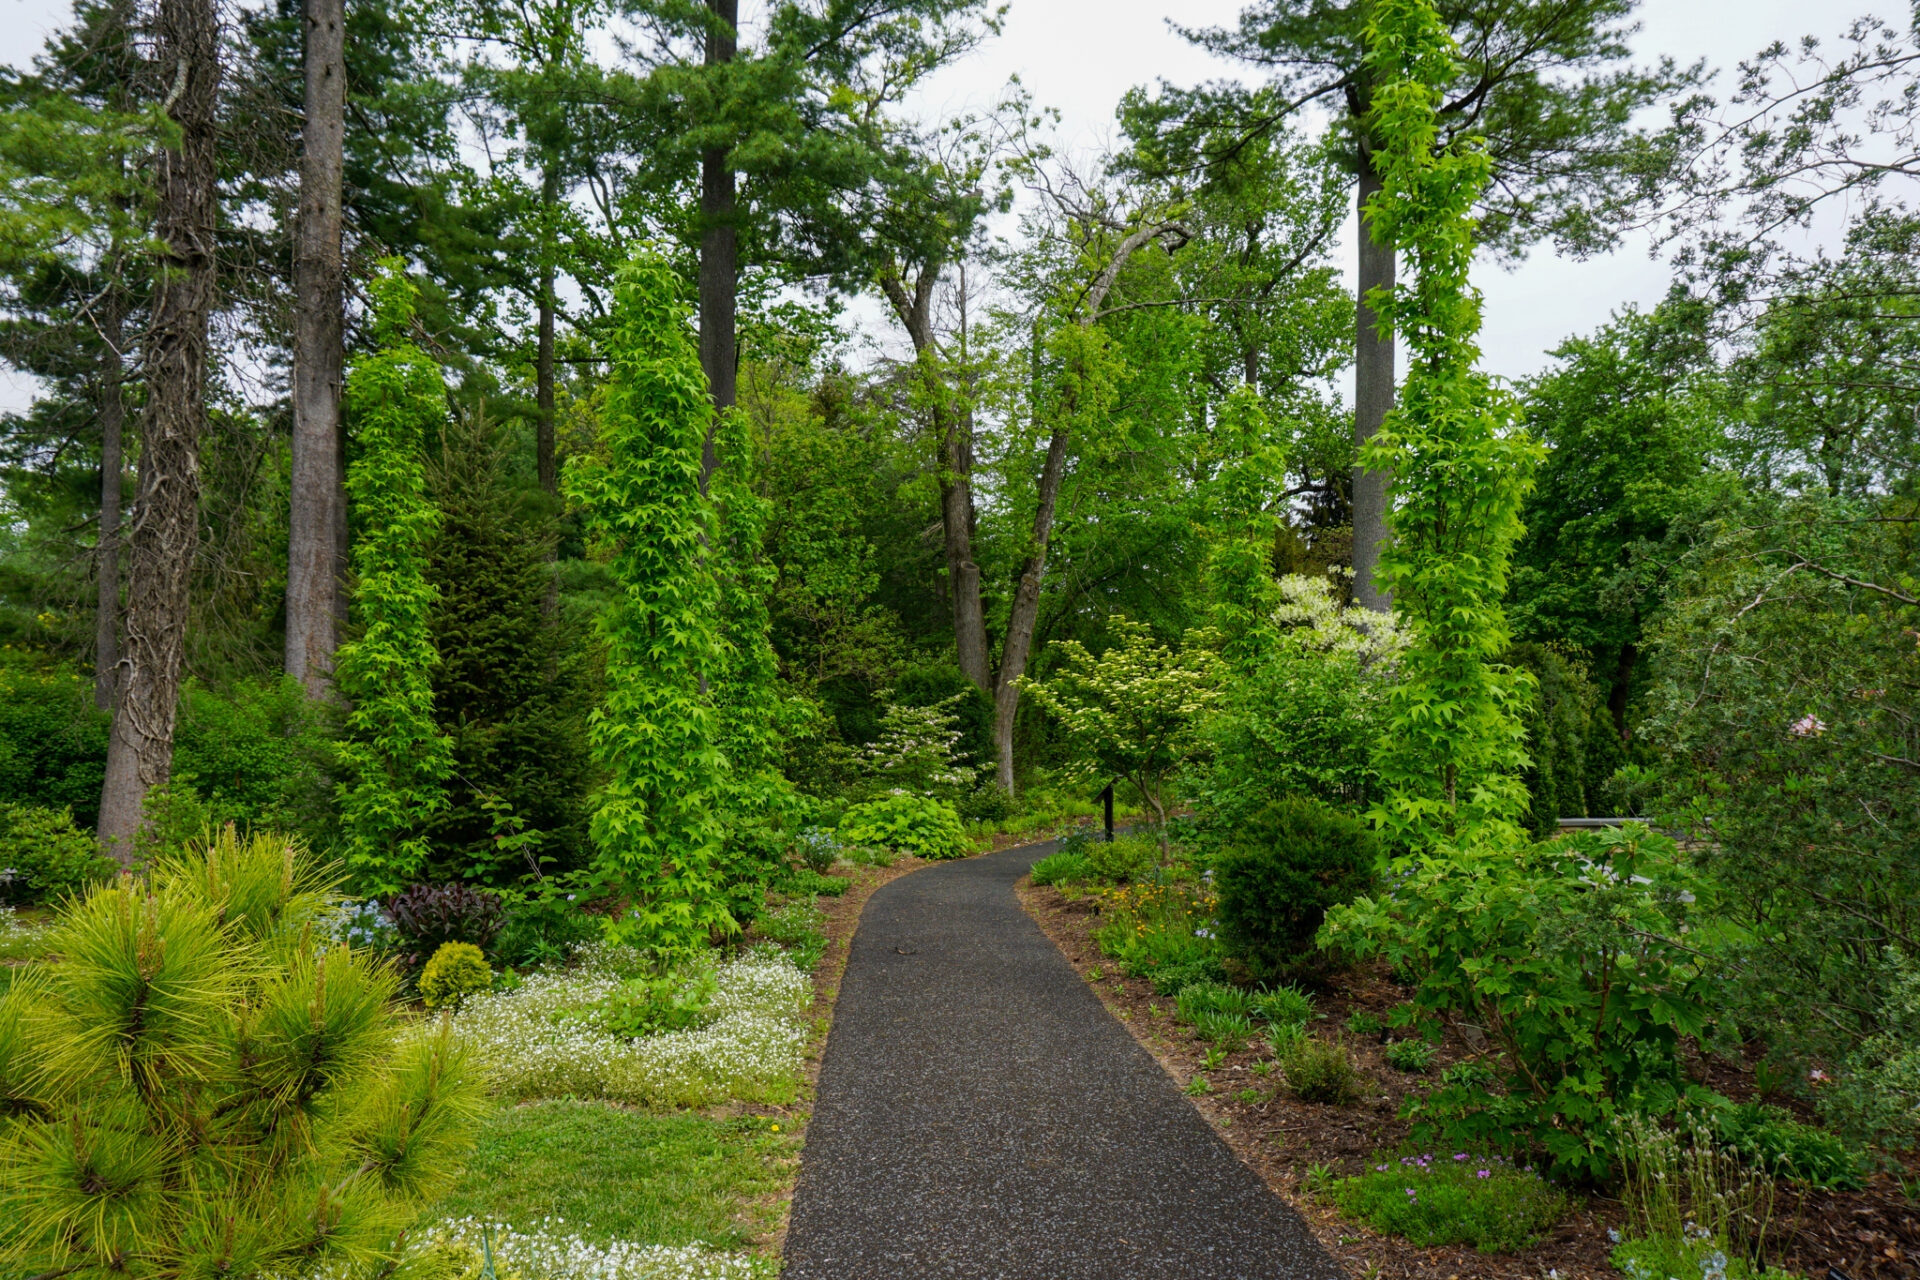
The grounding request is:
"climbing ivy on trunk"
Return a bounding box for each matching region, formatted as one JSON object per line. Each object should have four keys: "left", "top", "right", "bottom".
{"left": 336, "top": 263, "right": 454, "bottom": 891}
{"left": 566, "top": 253, "right": 733, "bottom": 951}
{"left": 1360, "top": 0, "right": 1543, "bottom": 853}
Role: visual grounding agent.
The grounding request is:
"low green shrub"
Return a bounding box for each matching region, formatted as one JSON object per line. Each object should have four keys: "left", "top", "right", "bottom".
{"left": 1265, "top": 1020, "right": 1307, "bottom": 1056}
{"left": 1030, "top": 850, "right": 1090, "bottom": 886}
{"left": 596, "top": 964, "right": 721, "bottom": 1039}
{"left": 1175, "top": 982, "right": 1256, "bottom": 1023}
{"left": 1085, "top": 833, "right": 1156, "bottom": 883}
{"left": 1214, "top": 796, "right": 1376, "bottom": 981}
{"left": 1328, "top": 1152, "right": 1572, "bottom": 1253}
{"left": 1385, "top": 1037, "right": 1440, "bottom": 1073}
{"left": 1094, "top": 879, "right": 1222, "bottom": 987}
{"left": 419, "top": 941, "right": 493, "bottom": 1010}
{"left": 491, "top": 881, "right": 604, "bottom": 970}
{"left": 787, "top": 868, "right": 848, "bottom": 898}
{"left": 1347, "top": 1009, "right": 1385, "bottom": 1038}
{"left": 1282, "top": 1035, "right": 1360, "bottom": 1105}
{"left": 1322, "top": 824, "right": 1718, "bottom": 1180}
{"left": 757, "top": 898, "right": 829, "bottom": 971}
{"left": 839, "top": 793, "right": 967, "bottom": 861}
{"left": 1610, "top": 1234, "right": 1796, "bottom": 1280}
{"left": 840, "top": 842, "right": 895, "bottom": 868}
{"left": 796, "top": 827, "right": 839, "bottom": 874}
{"left": 0, "top": 803, "right": 113, "bottom": 905}
{"left": 1149, "top": 957, "right": 1228, "bottom": 996}
{"left": 1194, "top": 1010, "right": 1255, "bottom": 1051}
{"left": 1253, "top": 985, "right": 1314, "bottom": 1027}
{"left": 1710, "top": 1101, "right": 1864, "bottom": 1189}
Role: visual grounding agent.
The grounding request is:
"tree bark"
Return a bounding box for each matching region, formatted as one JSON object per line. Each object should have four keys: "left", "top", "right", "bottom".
{"left": 97, "top": 0, "right": 220, "bottom": 860}
{"left": 286, "top": 0, "right": 346, "bottom": 698}
{"left": 1351, "top": 161, "right": 1396, "bottom": 613}
{"left": 93, "top": 288, "right": 127, "bottom": 711}
{"left": 991, "top": 421, "right": 1072, "bottom": 792}
{"left": 696, "top": 0, "right": 737, "bottom": 487}
{"left": 536, "top": 163, "right": 559, "bottom": 497}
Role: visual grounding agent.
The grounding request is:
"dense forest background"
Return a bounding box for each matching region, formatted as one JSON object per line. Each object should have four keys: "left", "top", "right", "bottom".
{"left": 0, "top": 0, "right": 1914, "bottom": 1155}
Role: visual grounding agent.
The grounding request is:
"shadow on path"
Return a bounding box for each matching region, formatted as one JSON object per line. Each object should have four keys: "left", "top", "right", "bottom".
{"left": 782, "top": 840, "right": 1346, "bottom": 1279}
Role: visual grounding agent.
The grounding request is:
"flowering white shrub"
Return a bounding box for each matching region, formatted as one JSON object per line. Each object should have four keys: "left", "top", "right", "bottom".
{"left": 420, "top": 1219, "right": 777, "bottom": 1280}
{"left": 452, "top": 949, "right": 810, "bottom": 1107}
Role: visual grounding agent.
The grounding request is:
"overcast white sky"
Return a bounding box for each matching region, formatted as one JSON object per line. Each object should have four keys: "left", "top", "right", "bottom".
{"left": 0, "top": 0, "right": 1884, "bottom": 412}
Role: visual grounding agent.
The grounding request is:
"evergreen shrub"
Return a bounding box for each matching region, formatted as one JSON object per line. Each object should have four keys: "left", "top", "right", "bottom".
{"left": 1213, "top": 797, "right": 1377, "bottom": 980}
{"left": 0, "top": 803, "right": 112, "bottom": 904}
{"left": 1281, "top": 1035, "right": 1361, "bottom": 1104}
{"left": 418, "top": 941, "right": 493, "bottom": 1009}
{"left": 0, "top": 829, "right": 484, "bottom": 1276}
{"left": 838, "top": 793, "right": 967, "bottom": 860}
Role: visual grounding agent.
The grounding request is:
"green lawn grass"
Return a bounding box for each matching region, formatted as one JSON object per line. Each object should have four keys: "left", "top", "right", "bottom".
{"left": 430, "top": 1099, "right": 791, "bottom": 1247}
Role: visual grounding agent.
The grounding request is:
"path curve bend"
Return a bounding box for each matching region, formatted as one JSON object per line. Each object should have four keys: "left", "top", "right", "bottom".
{"left": 782, "top": 840, "right": 1345, "bottom": 1279}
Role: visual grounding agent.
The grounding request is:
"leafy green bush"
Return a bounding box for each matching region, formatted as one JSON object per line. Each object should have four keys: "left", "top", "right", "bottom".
{"left": 491, "top": 880, "right": 604, "bottom": 970}
{"left": 0, "top": 828, "right": 484, "bottom": 1276}
{"left": 0, "top": 803, "right": 112, "bottom": 905}
{"left": 1709, "top": 1102, "right": 1864, "bottom": 1188}
{"left": 388, "top": 882, "right": 506, "bottom": 960}
{"left": 1254, "top": 985, "right": 1314, "bottom": 1027}
{"left": 595, "top": 964, "right": 721, "bottom": 1039}
{"left": 1194, "top": 1010, "right": 1255, "bottom": 1051}
{"left": 787, "top": 868, "right": 848, "bottom": 898}
{"left": 1386, "top": 1038, "right": 1440, "bottom": 1073}
{"left": 1145, "top": 956, "right": 1229, "bottom": 997}
{"left": 1085, "top": 833, "right": 1157, "bottom": 883}
{"left": 1213, "top": 796, "right": 1377, "bottom": 980}
{"left": 796, "top": 827, "right": 839, "bottom": 874}
{"left": 1328, "top": 1152, "right": 1572, "bottom": 1253}
{"left": 1322, "top": 824, "right": 1717, "bottom": 1178}
{"left": 1093, "top": 879, "right": 1222, "bottom": 985}
{"left": 0, "top": 653, "right": 109, "bottom": 826}
{"left": 419, "top": 941, "right": 493, "bottom": 1010}
{"left": 838, "top": 793, "right": 967, "bottom": 860}
{"left": 1030, "top": 850, "right": 1090, "bottom": 886}
{"left": 1347, "top": 1009, "right": 1385, "bottom": 1038}
{"left": 1281, "top": 1035, "right": 1360, "bottom": 1104}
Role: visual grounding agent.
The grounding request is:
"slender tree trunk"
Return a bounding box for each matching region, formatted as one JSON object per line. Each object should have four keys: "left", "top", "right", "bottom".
{"left": 1351, "top": 161, "right": 1396, "bottom": 612}
{"left": 536, "top": 163, "right": 559, "bottom": 497}
{"left": 286, "top": 0, "right": 346, "bottom": 698}
{"left": 697, "top": 0, "right": 737, "bottom": 486}
{"left": 98, "top": 0, "right": 220, "bottom": 860}
{"left": 990, "top": 421, "right": 1072, "bottom": 793}
{"left": 93, "top": 289, "right": 127, "bottom": 711}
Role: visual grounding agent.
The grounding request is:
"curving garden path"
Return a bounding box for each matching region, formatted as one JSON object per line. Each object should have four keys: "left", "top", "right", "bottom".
{"left": 782, "top": 839, "right": 1345, "bottom": 1279}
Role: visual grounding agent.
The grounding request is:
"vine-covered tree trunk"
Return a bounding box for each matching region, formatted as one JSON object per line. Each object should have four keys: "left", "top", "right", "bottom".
{"left": 97, "top": 0, "right": 220, "bottom": 859}
{"left": 287, "top": 0, "right": 346, "bottom": 698}
{"left": 1351, "top": 158, "right": 1396, "bottom": 612}
{"left": 92, "top": 287, "right": 126, "bottom": 712}
{"left": 697, "top": 0, "right": 738, "bottom": 486}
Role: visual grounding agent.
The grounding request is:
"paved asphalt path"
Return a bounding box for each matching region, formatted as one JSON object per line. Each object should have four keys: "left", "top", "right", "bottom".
{"left": 782, "top": 840, "right": 1345, "bottom": 1279}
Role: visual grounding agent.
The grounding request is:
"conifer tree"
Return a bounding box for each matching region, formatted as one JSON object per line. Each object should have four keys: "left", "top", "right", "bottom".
{"left": 566, "top": 253, "right": 733, "bottom": 950}
{"left": 1361, "top": 0, "right": 1542, "bottom": 852}
{"left": 335, "top": 262, "right": 454, "bottom": 891}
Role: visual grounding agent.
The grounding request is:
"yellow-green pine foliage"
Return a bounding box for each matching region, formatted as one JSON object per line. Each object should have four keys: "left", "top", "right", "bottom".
{"left": 336, "top": 260, "right": 455, "bottom": 892}
{"left": 0, "top": 828, "right": 484, "bottom": 1277}
{"left": 1205, "top": 386, "right": 1291, "bottom": 676}
{"left": 1360, "top": 0, "right": 1545, "bottom": 852}
{"left": 418, "top": 940, "right": 493, "bottom": 1009}
{"left": 565, "top": 253, "right": 733, "bottom": 952}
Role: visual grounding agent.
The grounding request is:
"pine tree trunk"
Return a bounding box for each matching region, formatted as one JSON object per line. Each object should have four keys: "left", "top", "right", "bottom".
{"left": 286, "top": 0, "right": 346, "bottom": 698}
{"left": 1351, "top": 161, "right": 1397, "bottom": 613}
{"left": 93, "top": 289, "right": 127, "bottom": 711}
{"left": 697, "top": 0, "right": 737, "bottom": 487}
{"left": 97, "top": 0, "right": 220, "bottom": 860}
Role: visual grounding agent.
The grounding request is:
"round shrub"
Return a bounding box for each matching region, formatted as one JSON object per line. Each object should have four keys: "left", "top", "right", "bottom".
{"left": 1085, "top": 833, "right": 1156, "bottom": 883}
{"left": 1281, "top": 1035, "right": 1361, "bottom": 1105}
{"left": 838, "top": 793, "right": 967, "bottom": 861}
{"left": 0, "top": 803, "right": 114, "bottom": 905}
{"left": 418, "top": 941, "right": 493, "bottom": 1009}
{"left": 1213, "top": 796, "right": 1377, "bottom": 980}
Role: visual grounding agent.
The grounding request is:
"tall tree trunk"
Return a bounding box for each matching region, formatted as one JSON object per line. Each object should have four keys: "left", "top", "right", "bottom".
{"left": 286, "top": 0, "right": 346, "bottom": 698}
{"left": 93, "top": 289, "right": 127, "bottom": 711}
{"left": 1608, "top": 641, "right": 1636, "bottom": 742}
{"left": 97, "top": 0, "right": 220, "bottom": 860}
{"left": 697, "top": 0, "right": 737, "bottom": 487}
{"left": 1351, "top": 161, "right": 1396, "bottom": 612}
{"left": 990, "top": 422, "right": 1072, "bottom": 793}
{"left": 536, "top": 162, "right": 559, "bottom": 497}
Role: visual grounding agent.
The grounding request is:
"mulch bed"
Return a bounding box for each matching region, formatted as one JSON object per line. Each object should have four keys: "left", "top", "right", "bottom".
{"left": 1017, "top": 878, "right": 1920, "bottom": 1280}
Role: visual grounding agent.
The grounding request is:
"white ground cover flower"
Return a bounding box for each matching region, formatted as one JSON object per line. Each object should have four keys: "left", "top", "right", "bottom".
{"left": 453, "top": 948, "right": 811, "bottom": 1107}
{"left": 424, "top": 1219, "right": 777, "bottom": 1280}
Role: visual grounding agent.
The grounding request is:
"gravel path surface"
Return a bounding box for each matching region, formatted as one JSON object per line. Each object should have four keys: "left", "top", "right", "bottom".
{"left": 782, "top": 840, "right": 1345, "bottom": 1279}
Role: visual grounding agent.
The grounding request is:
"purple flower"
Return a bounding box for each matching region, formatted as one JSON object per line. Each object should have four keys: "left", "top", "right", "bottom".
{"left": 1477, "top": 1169, "right": 1490, "bottom": 1179}
{"left": 1453, "top": 1153, "right": 1467, "bottom": 1161}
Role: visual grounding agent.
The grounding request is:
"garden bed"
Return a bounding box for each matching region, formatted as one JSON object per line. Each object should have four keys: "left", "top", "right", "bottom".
{"left": 1018, "top": 879, "right": 1920, "bottom": 1280}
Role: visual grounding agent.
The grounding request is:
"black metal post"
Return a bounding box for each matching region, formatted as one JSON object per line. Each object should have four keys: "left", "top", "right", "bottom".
{"left": 1100, "top": 783, "right": 1114, "bottom": 843}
